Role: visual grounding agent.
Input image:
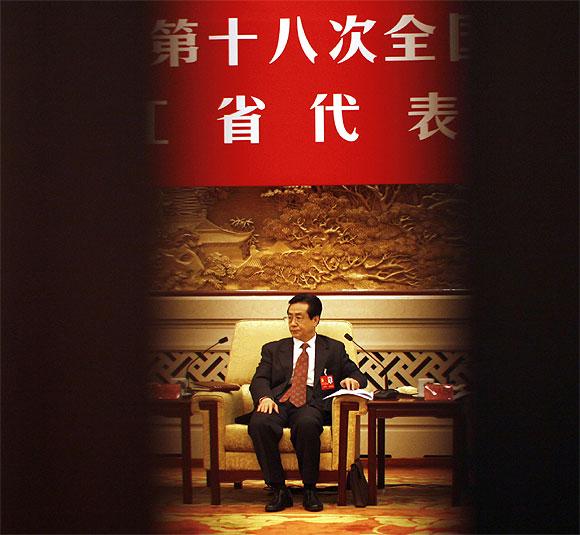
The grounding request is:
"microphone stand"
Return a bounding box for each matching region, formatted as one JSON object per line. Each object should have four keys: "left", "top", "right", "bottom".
{"left": 344, "top": 333, "right": 399, "bottom": 400}
{"left": 183, "top": 336, "right": 228, "bottom": 394}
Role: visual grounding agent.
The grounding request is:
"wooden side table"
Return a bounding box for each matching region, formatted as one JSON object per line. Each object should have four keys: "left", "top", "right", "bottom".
{"left": 367, "top": 398, "right": 468, "bottom": 506}
{"left": 149, "top": 396, "right": 194, "bottom": 504}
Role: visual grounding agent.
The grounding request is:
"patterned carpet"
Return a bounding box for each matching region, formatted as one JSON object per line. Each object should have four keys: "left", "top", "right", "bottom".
{"left": 151, "top": 466, "right": 473, "bottom": 534}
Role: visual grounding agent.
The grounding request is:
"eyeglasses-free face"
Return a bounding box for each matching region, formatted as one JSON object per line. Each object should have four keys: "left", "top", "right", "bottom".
{"left": 285, "top": 302, "right": 319, "bottom": 342}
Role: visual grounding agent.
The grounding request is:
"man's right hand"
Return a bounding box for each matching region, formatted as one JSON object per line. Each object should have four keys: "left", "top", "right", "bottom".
{"left": 257, "top": 397, "right": 279, "bottom": 414}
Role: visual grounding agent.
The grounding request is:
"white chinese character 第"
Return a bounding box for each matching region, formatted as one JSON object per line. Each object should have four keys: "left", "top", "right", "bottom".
{"left": 329, "top": 15, "right": 377, "bottom": 63}
{"left": 408, "top": 92, "right": 457, "bottom": 140}
{"left": 449, "top": 13, "right": 471, "bottom": 62}
{"left": 208, "top": 18, "right": 258, "bottom": 66}
{"left": 270, "top": 17, "right": 317, "bottom": 64}
{"left": 384, "top": 14, "right": 436, "bottom": 62}
{"left": 152, "top": 18, "right": 199, "bottom": 67}
{"left": 310, "top": 93, "right": 360, "bottom": 143}
{"left": 217, "top": 95, "right": 265, "bottom": 144}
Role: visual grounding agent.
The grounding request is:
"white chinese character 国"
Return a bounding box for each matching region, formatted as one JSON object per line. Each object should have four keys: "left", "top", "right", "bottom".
{"left": 449, "top": 13, "right": 471, "bottom": 62}
{"left": 408, "top": 92, "right": 457, "bottom": 140}
{"left": 310, "top": 93, "right": 360, "bottom": 143}
{"left": 384, "top": 14, "right": 436, "bottom": 62}
{"left": 329, "top": 15, "right": 377, "bottom": 63}
{"left": 218, "top": 95, "right": 265, "bottom": 144}
{"left": 151, "top": 18, "right": 199, "bottom": 67}
{"left": 270, "top": 17, "right": 317, "bottom": 64}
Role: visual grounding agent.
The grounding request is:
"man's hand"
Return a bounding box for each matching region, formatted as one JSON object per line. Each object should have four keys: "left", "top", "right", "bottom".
{"left": 340, "top": 377, "right": 360, "bottom": 390}
{"left": 257, "top": 397, "right": 279, "bottom": 414}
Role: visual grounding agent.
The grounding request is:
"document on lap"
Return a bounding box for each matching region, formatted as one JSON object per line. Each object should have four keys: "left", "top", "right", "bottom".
{"left": 323, "top": 388, "right": 374, "bottom": 401}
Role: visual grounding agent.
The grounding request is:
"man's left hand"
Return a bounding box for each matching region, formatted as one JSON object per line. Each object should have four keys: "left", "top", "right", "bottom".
{"left": 340, "top": 377, "right": 360, "bottom": 390}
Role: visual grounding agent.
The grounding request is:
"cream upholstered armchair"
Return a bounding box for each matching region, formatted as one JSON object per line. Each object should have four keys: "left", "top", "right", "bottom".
{"left": 192, "top": 319, "right": 368, "bottom": 505}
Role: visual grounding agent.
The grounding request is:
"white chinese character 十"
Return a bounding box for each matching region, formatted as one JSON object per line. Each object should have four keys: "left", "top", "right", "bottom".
{"left": 209, "top": 18, "right": 258, "bottom": 66}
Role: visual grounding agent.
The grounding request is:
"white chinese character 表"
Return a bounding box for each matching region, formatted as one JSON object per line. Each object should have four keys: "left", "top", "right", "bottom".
{"left": 151, "top": 18, "right": 199, "bottom": 67}
{"left": 310, "top": 93, "right": 360, "bottom": 143}
{"left": 208, "top": 18, "right": 258, "bottom": 66}
{"left": 218, "top": 95, "right": 265, "bottom": 144}
{"left": 329, "top": 15, "right": 377, "bottom": 63}
{"left": 270, "top": 17, "right": 317, "bottom": 64}
{"left": 384, "top": 14, "right": 436, "bottom": 62}
{"left": 449, "top": 13, "right": 471, "bottom": 62}
{"left": 408, "top": 92, "right": 457, "bottom": 140}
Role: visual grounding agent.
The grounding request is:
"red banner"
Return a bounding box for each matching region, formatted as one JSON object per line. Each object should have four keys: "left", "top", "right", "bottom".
{"left": 149, "top": 1, "right": 470, "bottom": 186}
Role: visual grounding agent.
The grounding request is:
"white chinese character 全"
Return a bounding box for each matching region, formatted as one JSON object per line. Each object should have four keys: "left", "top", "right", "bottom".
{"left": 384, "top": 14, "right": 436, "bottom": 62}
{"left": 310, "top": 93, "right": 360, "bottom": 143}
{"left": 270, "top": 17, "right": 317, "bottom": 64}
{"left": 208, "top": 18, "right": 258, "bottom": 66}
{"left": 408, "top": 92, "right": 457, "bottom": 140}
{"left": 449, "top": 13, "right": 471, "bottom": 62}
{"left": 329, "top": 15, "right": 377, "bottom": 63}
{"left": 217, "top": 95, "right": 265, "bottom": 144}
{"left": 151, "top": 18, "right": 199, "bottom": 67}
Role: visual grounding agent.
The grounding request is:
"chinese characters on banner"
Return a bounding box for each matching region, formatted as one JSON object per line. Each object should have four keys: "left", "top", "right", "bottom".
{"left": 148, "top": 2, "right": 470, "bottom": 186}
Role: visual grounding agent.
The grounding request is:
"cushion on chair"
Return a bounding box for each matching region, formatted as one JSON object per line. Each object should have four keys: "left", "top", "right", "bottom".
{"left": 224, "top": 423, "right": 333, "bottom": 453}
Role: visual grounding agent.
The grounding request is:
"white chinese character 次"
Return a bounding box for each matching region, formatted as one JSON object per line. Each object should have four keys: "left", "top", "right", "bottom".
{"left": 310, "top": 93, "right": 360, "bottom": 143}
{"left": 151, "top": 18, "right": 199, "bottom": 67}
{"left": 329, "top": 15, "right": 377, "bottom": 63}
{"left": 449, "top": 13, "right": 471, "bottom": 62}
{"left": 208, "top": 18, "right": 258, "bottom": 66}
{"left": 270, "top": 17, "right": 317, "bottom": 64}
{"left": 217, "top": 95, "right": 265, "bottom": 144}
{"left": 408, "top": 92, "right": 457, "bottom": 140}
{"left": 384, "top": 14, "right": 436, "bottom": 62}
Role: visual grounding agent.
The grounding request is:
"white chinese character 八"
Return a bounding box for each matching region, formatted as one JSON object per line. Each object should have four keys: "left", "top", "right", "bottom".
{"left": 270, "top": 17, "right": 317, "bottom": 64}
{"left": 408, "top": 92, "right": 457, "bottom": 140}
{"left": 384, "top": 14, "right": 436, "bottom": 62}
{"left": 310, "top": 93, "right": 360, "bottom": 143}
{"left": 449, "top": 13, "right": 471, "bottom": 62}
{"left": 152, "top": 18, "right": 199, "bottom": 67}
{"left": 209, "top": 18, "right": 258, "bottom": 66}
{"left": 218, "top": 95, "right": 265, "bottom": 144}
{"left": 329, "top": 15, "right": 377, "bottom": 63}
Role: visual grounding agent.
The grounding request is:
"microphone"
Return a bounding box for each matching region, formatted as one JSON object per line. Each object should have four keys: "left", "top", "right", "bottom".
{"left": 344, "top": 333, "right": 398, "bottom": 400}
{"left": 183, "top": 336, "right": 228, "bottom": 391}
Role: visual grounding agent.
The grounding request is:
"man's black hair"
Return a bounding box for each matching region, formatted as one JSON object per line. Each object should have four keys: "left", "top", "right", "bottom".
{"left": 288, "top": 294, "right": 322, "bottom": 319}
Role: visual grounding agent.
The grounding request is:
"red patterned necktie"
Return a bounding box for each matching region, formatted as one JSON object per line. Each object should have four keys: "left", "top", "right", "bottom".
{"left": 279, "top": 342, "right": 309, "bottom": 407}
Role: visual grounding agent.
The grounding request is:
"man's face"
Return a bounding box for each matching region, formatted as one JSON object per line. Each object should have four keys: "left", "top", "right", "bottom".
{"left": 286, "top": 302, "right": 319, "bottom": 342}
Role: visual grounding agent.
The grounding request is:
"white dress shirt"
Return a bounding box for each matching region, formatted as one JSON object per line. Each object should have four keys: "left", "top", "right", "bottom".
{"left": 291, "top": 334, "right": 316, "bottom": 387}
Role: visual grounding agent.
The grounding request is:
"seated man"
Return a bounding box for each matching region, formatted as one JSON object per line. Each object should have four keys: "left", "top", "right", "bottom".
{"left": 248, "top": 294, "right": 367, "bottom": 512}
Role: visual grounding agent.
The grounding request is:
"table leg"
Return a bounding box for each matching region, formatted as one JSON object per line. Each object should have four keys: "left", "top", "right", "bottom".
{"left": 452, "top": 409, "right": 466, "bottom": 506}
{"left": 367, "top": 406, "right": 377, "bottom": 505}
{"left": 337, "top": 402, "right": 356, "bottom": 506}
{"left": 180, "top": 411, "right": 193, "bottom": 504}
{"left": 377, "top": 418, "right": 385, "bottom": 489}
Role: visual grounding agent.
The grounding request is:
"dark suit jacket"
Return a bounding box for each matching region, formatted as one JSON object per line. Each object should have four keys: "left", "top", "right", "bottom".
{"left": 249, "top": 334, "right": 367, "bottom": 413}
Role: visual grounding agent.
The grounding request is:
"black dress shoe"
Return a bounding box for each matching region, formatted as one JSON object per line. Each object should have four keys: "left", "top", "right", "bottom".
{"left": 265, "top": 486, "right": 293, "bottom": 512}
{"left": 303, "top": 488, "right": 323, "bottom": 512}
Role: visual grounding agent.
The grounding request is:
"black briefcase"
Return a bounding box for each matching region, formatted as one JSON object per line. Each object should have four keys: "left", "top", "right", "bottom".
{"left": 347, "top": 459, "right": 369, "bottom": 507}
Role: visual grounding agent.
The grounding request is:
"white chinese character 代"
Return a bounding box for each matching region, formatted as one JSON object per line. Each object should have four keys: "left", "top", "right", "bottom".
{"left": 270, "top": 17, "right": 317, "bottom": 64}
{"left": 310, "top": 93, "right": 360, "bottom": 143}
{"left": 408, "top": 92, "right": 458, "bottom": 140}
{"left": 152, "top": 18, "right": 199, "bottom": 67}
{"left": 384, "top": 14, "right": 436, "bottom": 62}
{"left": 208, "top": 18, "right": 258, "bottom": 66}
{"left": 218, "top": 95, "right": 265, "bottom": 144}
{"left": 329, "top": 15, "right": 377, "bottom": 63}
